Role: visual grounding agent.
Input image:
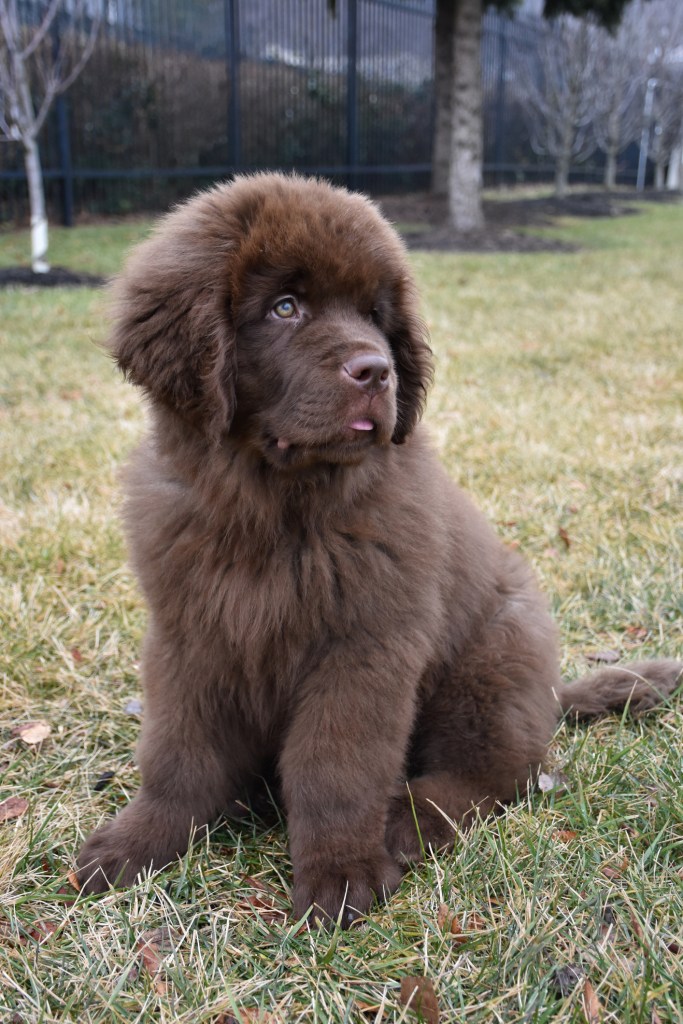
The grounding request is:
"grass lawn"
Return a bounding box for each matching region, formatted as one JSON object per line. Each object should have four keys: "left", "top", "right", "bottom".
{"left": 1, "top": 196, "right": 681, "bottom": 1023}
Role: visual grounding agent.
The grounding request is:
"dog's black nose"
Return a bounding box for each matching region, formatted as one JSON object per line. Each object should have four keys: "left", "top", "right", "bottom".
{"left": 343, "top": 353, "right": 390, "bottom": 392}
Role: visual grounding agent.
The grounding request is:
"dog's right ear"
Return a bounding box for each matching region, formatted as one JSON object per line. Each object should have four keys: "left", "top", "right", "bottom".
{"left": 109, "top": 189, "right": 237, "bottom": 440}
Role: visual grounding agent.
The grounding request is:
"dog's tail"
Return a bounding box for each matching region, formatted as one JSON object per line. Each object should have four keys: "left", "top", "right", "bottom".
{"left": 558, "top": 659, "right": 682, "bottom": 719}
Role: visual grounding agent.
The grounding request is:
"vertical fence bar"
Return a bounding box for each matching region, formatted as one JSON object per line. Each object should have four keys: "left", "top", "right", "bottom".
{"left": 346, "top": 0, "right": 359, "bottom": 189}
{"left": 494, "top": 14, "right": 508, "bottom": 185}
{"left": 56, "top": 94, "right": 74, "bottom": 226}
{"left": 225, "top": 0, "right": 241, "bottom": 171}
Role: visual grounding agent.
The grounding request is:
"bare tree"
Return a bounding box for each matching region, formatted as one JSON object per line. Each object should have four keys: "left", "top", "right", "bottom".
{"left": 0, "top": 0, "right": 102, "bottom": 272}
{"left": 516, "top": 15, "right": 601, "bottom": 197}
{"left": 591, "top": 10, "right": 643, "bottom": 188}
{"left": 636, "top": 0, "right": 683, "bottom": 189}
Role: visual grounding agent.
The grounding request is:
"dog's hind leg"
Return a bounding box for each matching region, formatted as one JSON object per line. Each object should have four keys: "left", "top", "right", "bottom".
{"left": 386, "top": 596, "right": 561, "bottom": 864}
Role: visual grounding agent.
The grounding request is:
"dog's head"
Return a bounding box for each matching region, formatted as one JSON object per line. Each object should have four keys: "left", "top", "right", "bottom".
{"left": 110, "top": 173, "right": 433, "bottom": 466}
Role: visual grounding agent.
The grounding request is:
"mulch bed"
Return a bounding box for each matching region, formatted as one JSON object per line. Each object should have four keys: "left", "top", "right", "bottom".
{"left": 378, "top": 187, "right": 681, "bottom": 253}
{"left": 0, "top": 265, "right": 106, "bottom": 288}
{"left": 1, "top": 189, "right": 679, "bottom": 287}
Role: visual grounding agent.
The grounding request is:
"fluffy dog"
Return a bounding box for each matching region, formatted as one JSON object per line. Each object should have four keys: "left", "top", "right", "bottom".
{"left": 77, "top": 173, "right": 681, "bottom": 924}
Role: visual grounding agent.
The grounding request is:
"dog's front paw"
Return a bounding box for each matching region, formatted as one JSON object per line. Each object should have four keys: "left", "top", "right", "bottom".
{"left": 293, "top": 851, "right": 402, "bottom": 928}
{"left": 76, "top": 819, "right": 150, "bottom": 894}
{"left": 76, "top": 799, "right": 190, "bottom": 894}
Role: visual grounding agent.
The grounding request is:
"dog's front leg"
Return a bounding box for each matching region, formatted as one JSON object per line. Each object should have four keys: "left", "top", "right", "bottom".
{"left": 279, "top": 641, "right": 419, "bottom": 927}
{"left": 76, "top": 627, "right": 257, "bottom": 894}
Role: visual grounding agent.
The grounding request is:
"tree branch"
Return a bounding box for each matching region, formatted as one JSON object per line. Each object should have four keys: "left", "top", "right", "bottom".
{"left": 19, "top": 0, "right": 61, "bottom": 60}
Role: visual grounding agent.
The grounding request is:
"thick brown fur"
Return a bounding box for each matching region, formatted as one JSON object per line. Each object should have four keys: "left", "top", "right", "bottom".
{"left": 76, "top": 173, "right": 682, "bottom": 925}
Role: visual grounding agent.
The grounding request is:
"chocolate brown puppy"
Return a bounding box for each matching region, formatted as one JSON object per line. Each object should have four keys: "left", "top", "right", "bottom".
{"left": 77, "top": 173, "right": 681, "bottom": 924}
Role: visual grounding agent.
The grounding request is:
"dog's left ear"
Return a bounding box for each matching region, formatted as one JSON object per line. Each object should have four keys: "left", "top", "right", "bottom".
{"left": 388, "top": 279, "right": 434, "bottom": 444}
{"left": 108, "top": 189, "right": 238, "bottom": 441}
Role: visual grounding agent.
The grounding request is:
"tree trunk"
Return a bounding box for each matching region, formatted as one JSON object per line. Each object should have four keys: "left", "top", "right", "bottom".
{"left": 12, "top": 45, "right": 50, "bottom": 272}
{"left": 431, "top": 0, "right": 456, "bottom": 196}
{"left": 603, "top": 106, "right": 620, "bottom": 189}
{"left": 604, "top": 145, "right": 617, "bottom": 189}
{"left": 24, "top": 135, "right": 50, "bottom": 273}
{"left": 555, "top": 101, "right": 575, "bottom": 199}
{"left": 666, "top": 143, "right": 682, "bottom": 190}
{"left": 654, "top": 160, "right": 665, "bottom": 190}
{"left": 448, "top": 0, "right": 484, "bottom": 234}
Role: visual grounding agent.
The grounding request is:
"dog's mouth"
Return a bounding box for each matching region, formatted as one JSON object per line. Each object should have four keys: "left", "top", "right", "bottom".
{"left": 275, "top": 418, "right": 376, "bottom": 452}
{"left": 261, "top": 418, "right": 385, "bottom": 470}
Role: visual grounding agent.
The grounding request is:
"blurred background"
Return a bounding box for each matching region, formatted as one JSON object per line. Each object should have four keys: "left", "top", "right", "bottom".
{"left": 1, "top": 0, "right": 682, "bottom": 226}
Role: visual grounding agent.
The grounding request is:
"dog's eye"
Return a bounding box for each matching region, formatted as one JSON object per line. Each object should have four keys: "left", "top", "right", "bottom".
{"left": 271, "top": 297, "right": 298, "bottom": 320}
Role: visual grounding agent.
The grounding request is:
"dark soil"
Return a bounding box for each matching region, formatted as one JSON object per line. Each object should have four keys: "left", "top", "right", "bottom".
{"left": 0, "top": 265, "right": 106, "bottom": 288}
{"left": 1, "top": 189, "right": 679, "bottom": 288}
{"left": 377, "top": 187, "right": 682, "bottom": 252}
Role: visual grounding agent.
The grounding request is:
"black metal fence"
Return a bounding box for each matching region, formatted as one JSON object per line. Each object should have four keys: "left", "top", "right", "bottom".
{"left": 1, "top": 0, "right": 547, "bottom": 224}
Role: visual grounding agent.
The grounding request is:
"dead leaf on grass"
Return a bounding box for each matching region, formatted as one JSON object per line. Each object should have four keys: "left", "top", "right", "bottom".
{"left": 601, "top": 856, "right": 629, "bottom": 880}
{"left": 0, "top": 797, "right": 29, "bottom": 822}
{"left": 11, "top": 721, "right": 51, "bottom": 745}
{"left": 553, "top": 829, "right": 578, "bottom": 843}
{"left": 537, "top": 771, "right": 567, "bottom": 794}
{"left": 355, "top": 997, "right": 384, "bottom": 1016}
{"left": 558, "top": 526, "right": 571, "bottom": 549}
{"left": 237, "top": 876, "right": 288, "bottom": 926}
{"left": 436, "top": 904, "right": 487, "bottom": 943}
{"left": 137, "top": 926, "right": 179, "bottom": 996}
{"left": 65, "top": 868, "right": 81, "bottom": 893}
{"left": 26, "top": 919, "right": 59, "bottom": 944}
{"left": 581, "top": 979, "right": 603, "bottom": 1023}
{"left": 399, "top": 976, "right": 439, "bottom": 1024}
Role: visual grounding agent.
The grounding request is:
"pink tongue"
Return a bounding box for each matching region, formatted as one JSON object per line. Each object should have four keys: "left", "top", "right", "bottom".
{"left": 351, "top": 419, "right": 374, "bottom": 431}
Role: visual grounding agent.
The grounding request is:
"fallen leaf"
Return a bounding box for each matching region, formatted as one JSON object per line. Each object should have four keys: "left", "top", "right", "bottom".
{"left": 467, "top": 912, "right": 487, "bottom": 931}
{"left": 585, "top": 650, "right": 620, "bottom": 664}
{"left": 399, "top": 976, "right": 439, "bottom": 1024}
{"left": 665, "top": 938, "right": 681, "bottom": 955}
{"left": 355, "top": 998, "right": 383, "bottom": 1016}
{"left": 554, "top": 829, "right": 578, "bottom": 843}
{"left": 237, "top": 876, "right": 288, "bottom": 926}
{"left": 137, "top": 926, "right": 178, "bottom": 997}
{"left": 600, "top": 904, "right": 616, "bottom": 940}
{"left": 601, "top": 856, "right": 629, "bottom": 880}
{"left": 558, "top": 526, "right": 571, "bottom": 549}
{"left": 624, "top": 911, "right": 643, "bottom": 944}
{"left": 538, "top": 771, "right": 567, "bottom": 794}
{"left": 27, "top": 919, "right": 59, "bottom": 944}
{"left": 438, "top": 905, "right": 485, "bottom": 942}
{"left": 12, "top": 721, "right": 51, "bottom": 745}
{"left": 70, "top": 647, "right": 83, "bottom": 663}
{"left": 66, "top": 869, "right": 81, "bottom": 892}
{"left": 93, "top": 771, "right": 116, "bottom": 792}
{"left": 581, "top": 979, "right": 603, "bottom": 1023}
{"left": 625, "top": 626, "right": 648, "bottom": 641}
{"left": 0, "top": 797, "right": 29, "bottom": 822}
